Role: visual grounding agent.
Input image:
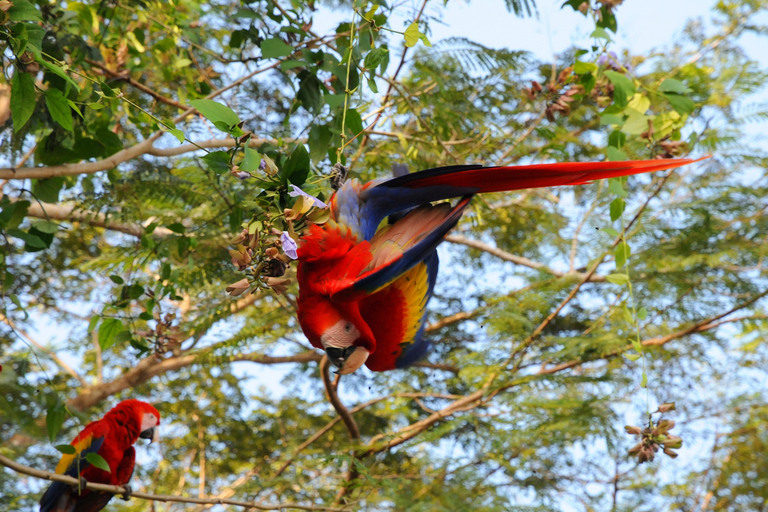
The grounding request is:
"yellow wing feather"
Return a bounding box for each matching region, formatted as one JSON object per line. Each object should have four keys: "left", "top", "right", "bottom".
{"left": 55, "top": 433, "right": 94, "bottom": 474}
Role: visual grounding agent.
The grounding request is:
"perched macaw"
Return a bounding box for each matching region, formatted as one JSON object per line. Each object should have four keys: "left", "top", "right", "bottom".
{"left": 297, "top": 157, "right": 705, "bottom": 374}
{"left": 39, "top": 399, "right": 160, "bottom": 512}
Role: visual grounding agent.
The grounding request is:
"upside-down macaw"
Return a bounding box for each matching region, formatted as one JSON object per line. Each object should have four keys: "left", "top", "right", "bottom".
{"left": 297, "top": 157, "right": 706, "bottom": 374}
{"left": 39, "top": 399, "right": 160, "bottom": 512}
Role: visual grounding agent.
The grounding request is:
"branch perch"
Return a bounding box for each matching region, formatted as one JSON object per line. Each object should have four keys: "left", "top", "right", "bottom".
{"left": 0, "top": 454, "right": 345, "bottom": 511}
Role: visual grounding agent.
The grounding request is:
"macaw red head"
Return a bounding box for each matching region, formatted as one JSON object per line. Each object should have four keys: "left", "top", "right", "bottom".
{"left": 297, "top": 297, "right": 376, "bottom": 374}
{"left": 109, "top": 399, "right": 161, "bottom": 444}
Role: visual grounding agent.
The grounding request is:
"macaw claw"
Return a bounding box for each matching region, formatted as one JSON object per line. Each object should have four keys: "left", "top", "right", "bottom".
{"left": 121, "top": 484, "right": 132, "bottom": 501}
{"left": 74, "top": 476, "right": 88, "bottom": 495}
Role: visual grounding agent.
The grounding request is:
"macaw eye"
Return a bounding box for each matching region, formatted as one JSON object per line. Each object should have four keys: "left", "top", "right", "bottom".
{"left": 344, "top": 323, "right": 352, "bottom": 332}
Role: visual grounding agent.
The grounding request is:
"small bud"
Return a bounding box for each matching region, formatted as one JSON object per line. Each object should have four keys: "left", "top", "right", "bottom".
{"left": 624, "top": 425, "right": 643, "bottom": 435}
{"left": 662, "top": 447, "right": 679, "bottom": 458}
{"left": 265, "top": 277, "right": 292, "bottom": 295}
{"left": 226, "top": 278, "right": 250, "bottom": 297}
{"left": 657, "top": 402, "right": 676, "bottom": 413}
{"left": 265, "top": 247, "right": 279, "bottom": 259}
{"left": 531, "top": 80, "right": 543, "bottom": 93}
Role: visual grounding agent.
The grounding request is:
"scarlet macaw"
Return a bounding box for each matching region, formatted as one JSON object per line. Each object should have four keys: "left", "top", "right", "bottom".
{"left": 39, "top": 399, "right": 160, "bottom": 512}
{"left": 296, "top": 158, "right": 705, "bottom": 374}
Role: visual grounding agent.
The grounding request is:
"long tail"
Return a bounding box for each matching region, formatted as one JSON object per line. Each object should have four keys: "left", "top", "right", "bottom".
{"left": 362, "top": 157, "right": 709, "bottom": 221}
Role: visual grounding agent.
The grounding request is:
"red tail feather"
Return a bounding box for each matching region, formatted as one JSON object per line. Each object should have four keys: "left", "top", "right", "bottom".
{"left": 395, "top": 156, "right": 710, "bottom": 194}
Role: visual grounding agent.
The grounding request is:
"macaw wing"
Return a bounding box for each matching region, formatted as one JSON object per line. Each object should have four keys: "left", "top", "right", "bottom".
{"left": 40, "top": 428, "right": 107, "bottom": 512}
{"left": 329, "top": 196, "right": 472, "bottom": 303}
{"left": 360, "top": 257, "right": 434, "bottom": 371}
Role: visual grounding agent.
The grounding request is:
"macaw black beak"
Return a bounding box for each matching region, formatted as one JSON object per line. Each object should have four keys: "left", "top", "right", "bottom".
{"left": 325, "top": 346, "right": 357, "bottom": 370}
{"left": 324, "top": 346, "right": 370, "bottom": 375}
{"left": 139, "top": 426, "right": 158, "bottom": 444}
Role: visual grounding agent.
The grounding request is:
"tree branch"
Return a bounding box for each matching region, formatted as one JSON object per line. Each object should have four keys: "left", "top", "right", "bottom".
{"left": 0, "top": 454, "right": 345, "bottom": 511}
{"left": 445, "top": 234, "right": 606, "bottom": 282}
{"left": 2, "top": 314, "right": 86, "bottom": 387}
{"left": 320, "top": 356, "right": 360, "bottom": 505}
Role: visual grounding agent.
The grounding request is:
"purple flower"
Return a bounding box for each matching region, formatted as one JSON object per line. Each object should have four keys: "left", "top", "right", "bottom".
{"left": 597, "top": 51, "right": 633, "bottom": 72}
{"left": 281, "top": 231, "right": 298, "bottom": 260}
{"left": 597, "top": 51, "right": 618, "bottom": 67}
{"left": 287, "top": 184, "right": 328, "bottom": 209}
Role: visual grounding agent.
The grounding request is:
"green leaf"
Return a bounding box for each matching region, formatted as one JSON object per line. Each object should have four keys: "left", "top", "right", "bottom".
{"left": 55, "top": 444, "right": 77, "bottom": 455}
{"left": 67, "top": 100, "right": 83, "bottom": 119}
{"left": 32, "top": 220, "right": 58, "bottom": 234}
{"left": 638, "top": 307, "right": 648, "bottom": 320}
{"left": 166, "top": 223, "right": 186, "bottom": 234}
{"left": 280, "top": 60, "right": 305, "bottom": 71}
{"left": 604, "top": 71, "right": 636, "bottom": 108}
{"left": 602, "top": 227, "right": 620, "bottom": 237}
{"left": 7, "top": 228, "right": 47, "bottom": 249}
{"left": 241, "top": 147, "right": 262, "bottom": 172}
{"left": 608, "top": 130, "right": 626, "bottom": 149}
{"left": 260, "top": 38, "right": 294, "bottom": 59}
{"left": 364, "top": 47, "right": 389, "bottom": 70}
{"left": 324, "top": 94, "right": 346, "bottom": 110}
{"left": 419, "top": 33, "right": 432, "bottom": 48}
{"left": 659, "top": 78, "right": 692, "bottom": 94}
{"left": 609, "top": 178, "right": 628, "bottom": 197}
{"left": 280, "top": 143, "right": 310, "bottom": 185}
{"left": 190, "top": 99, "right": 240, "bottom": 129}
{"left": 168, "top": 129, "right": 184, "bottom": 144}
{"left": 45, "top": 89, "right": 73, "bottom": 131}
{"left": 85, "top": 453, "right": 111, "bottom": 473}
{"left": 109, "top": 275, "right": 124, "bottom": 284}
{"left": 596, "top": 6, "right": 617, "bottom": 32}
{"left": 9, "top": 0, "right": 43, "bottom": 21}
{"left": 98, "top": 318, "right": 124, "bottom": 351}
{"left": 99, "top": 81, "right": 116, "bottom": 98}
{"left": 404, "top": 22, "right": 421, "bottom": 48}
{"left": 606, "top": 146, "right": 628, "bottom": 161}
{"left": 606, "top": 273, "right": 629, "bottom": 285}
{"left": 0, "top": 199, "right": 29, "bottom": 230}
{"left": 574, "top": 60, "right": 597, "bottom": 75}
{"left": 38, "top": 59, "right": 81, "bottom": 93}
{"left": 615, "top": 242, "right": 630, "bottom": 269}
{"left": 610, "top": 197, "right": 625, "bottom": 222}
{"left": 600, "top": 114, "right": 624, "bottom": 127}
{"left": 663, "top": 93, "right": 695, "bottom": 115}
{"left": 297, "top": 73, "right": 322, "bottom": 113}
{"left": 46, "top": 399, "right": 66, "bottom": 442}
{"left": 308, "top": 124, "right": 332, "bottom": 164}
{"left": 641, "top": 371, "right": 648, "bottom": 388}
{"left": 363, "top": 4, "right": 379, "bottom": 21}
{"left": 344, "top": 108, "right": 364, "bottom": 138}
{"left": 622, "top": 304, "right": 633, "bottom": 323}
{"left": 590, "top": 27, "right": 613, "bottom": 41}
{"left": 32, "top": 177, "right": 65, "bottom": 203}
{"left": 202, "top": 151, "right": 230, "bottom": 174}
{"left": 88, "top": 315, "right": 100, "bottom": 333}
{"left": 624, "top": 352, "right": 641, "bottom": 361}
{"left": 11, "top": 70, "right": 36, "bottom": 132}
